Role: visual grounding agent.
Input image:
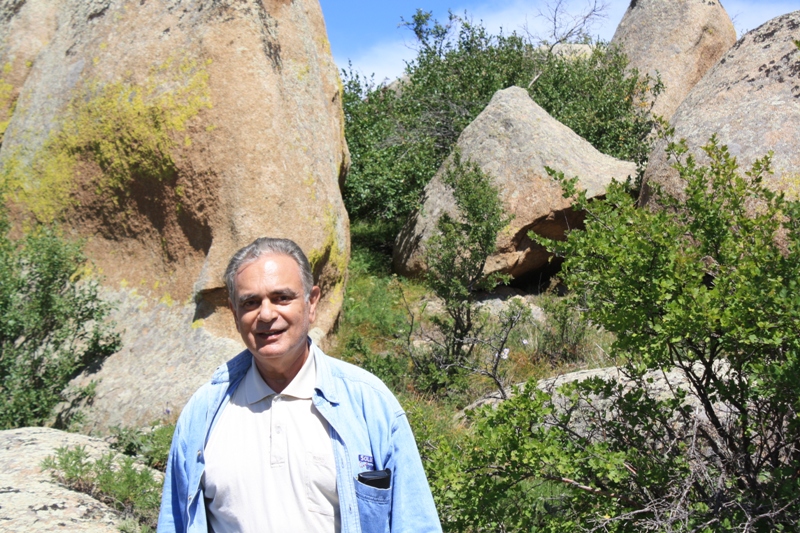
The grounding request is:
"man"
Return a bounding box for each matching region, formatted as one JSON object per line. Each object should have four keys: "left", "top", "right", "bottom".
{"left": 158, "top": 237, "right": 441, "bottom": 533}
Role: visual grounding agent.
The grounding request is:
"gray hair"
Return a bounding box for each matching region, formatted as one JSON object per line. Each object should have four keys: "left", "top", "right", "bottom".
{"left": 224, "top": 237, "right": 314, "bottom": 301}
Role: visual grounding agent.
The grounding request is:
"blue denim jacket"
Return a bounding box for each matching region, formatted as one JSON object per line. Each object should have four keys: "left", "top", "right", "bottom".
{"left": 157, "top": 341, "right": 442, "bottom": 533}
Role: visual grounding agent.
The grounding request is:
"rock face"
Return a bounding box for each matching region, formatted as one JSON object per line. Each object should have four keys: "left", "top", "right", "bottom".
{"left": 0, "top": 427, "right": 123, "bottom": 532}
{"left": 393, "top": 87, "right": 636, "bottom": 279}
{"left": 642, "top": 11, "right": 800, "bottom": 202}
{"left": 610, "top": 0, "right": 736, "bottom": 121}
{"left": 0, "top": 0, "right": 350, "bottom": 341}
{"left": 62, "top": 287, "right": 244, "bottom": 434}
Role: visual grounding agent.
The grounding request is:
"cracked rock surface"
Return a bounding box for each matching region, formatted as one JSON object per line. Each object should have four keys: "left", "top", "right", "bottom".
{"left": 0, "top": 427, "right": 121, "bottom": 532}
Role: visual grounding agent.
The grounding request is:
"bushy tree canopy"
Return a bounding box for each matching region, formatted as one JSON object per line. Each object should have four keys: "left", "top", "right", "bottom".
{"left": 430, "top": 138, "right": 800, "bottom": 532}
{"left": 0, "top": 211, "right": 119, "bottom": 429}
{"left": 342, "top": 9, "right": 661, "bottom": 223}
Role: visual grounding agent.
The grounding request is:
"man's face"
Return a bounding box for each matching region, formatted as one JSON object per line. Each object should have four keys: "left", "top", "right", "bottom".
{"left": 229, "top": 253, "right": 320, "bottom": 375}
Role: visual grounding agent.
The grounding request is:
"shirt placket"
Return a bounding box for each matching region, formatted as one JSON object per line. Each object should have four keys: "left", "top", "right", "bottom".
{"left": 271, "top": 394, "right": 287, "bottom": 465}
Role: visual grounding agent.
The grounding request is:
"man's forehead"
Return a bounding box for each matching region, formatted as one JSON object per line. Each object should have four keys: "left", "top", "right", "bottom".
{"left": 234, "top": 253, "right": 302, "bottom": 286}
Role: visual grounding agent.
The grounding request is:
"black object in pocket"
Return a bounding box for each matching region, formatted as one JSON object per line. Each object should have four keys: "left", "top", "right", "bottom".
{"left": 357, "top": 468, "right": 391, "bottom": 489}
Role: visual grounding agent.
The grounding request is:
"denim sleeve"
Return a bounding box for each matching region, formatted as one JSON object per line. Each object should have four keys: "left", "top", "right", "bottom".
{"left": 157, "top": 417, "right": 187, "bottom": 533}
{"left": 388, "top": 412, "right": 442, "bottom": 533}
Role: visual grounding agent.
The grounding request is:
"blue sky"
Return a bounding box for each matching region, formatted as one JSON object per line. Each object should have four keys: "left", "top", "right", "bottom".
{"left": 318, "top": 0, "right": 798, "bottom": 84}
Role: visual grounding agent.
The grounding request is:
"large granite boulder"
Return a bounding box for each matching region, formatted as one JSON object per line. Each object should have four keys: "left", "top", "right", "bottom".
{"left": 62, "top": 287, "right": 243, "bottom": 434}
{"left": 610, "top": 0, "right": 737, "bottom": 121}
{"left": 394, "top": 86, "right": 636, "bottom": 279}
{"left": 0, "top": 427, "right": 125, "bottom": 532}
{"left": 0, "top": 0, "right": 350, "bottom": 341}
{"left": 642, "top": 11, "right": 800, "bottom": 203}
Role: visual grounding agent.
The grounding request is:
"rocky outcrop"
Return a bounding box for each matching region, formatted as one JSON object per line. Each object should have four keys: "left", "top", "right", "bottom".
{"left": 464, "top": 362, "right": 733, "bottom": 423}
{"left": 61, "top": 287, "right": 244, "bottom": 434}
{"left": 610, "top": 0, "right": 736, "bottom": 121}
{"left": 393, "top": 86, "right": 636, "bottom": 279}
{"left": 0, "top": 427, "right": 123, "bottom": 532}
{"left": 642, "top": 11, "right": 800, "bottom": 202}
{"left": 0, "top": 0, "right": 350, "bottom": 341}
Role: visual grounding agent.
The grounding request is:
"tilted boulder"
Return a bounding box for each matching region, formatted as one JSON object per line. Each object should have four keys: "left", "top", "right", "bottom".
{"left": 393, "top": 87, "right": 636, "bottom": 279}
{"left": 0, "top": 0, "right": 350, "bottom": 342}
{"left": 610, "top": 0, "right": 736, "bottom": 121}
{"left": 642, "top": 11, "right": 800, "bottom": 203}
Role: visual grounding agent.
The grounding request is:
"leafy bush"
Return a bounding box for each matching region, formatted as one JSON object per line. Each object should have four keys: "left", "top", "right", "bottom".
{"left": 0, "top": 210, "right": 119, "bottom": 429}
{"left": 342, "top": 9, "right": 661, "bottom": 223}
{"left": 110, "top": 423, "right": 175, "bottom": 471}
{"left": 423, "top": 151, "right": 512, "bottom": 367}
{"left": 430, "top": 138, "right": 800, "bottom": 532}
{"left": 42, "top": 445, "right": 161, "bottom": 531}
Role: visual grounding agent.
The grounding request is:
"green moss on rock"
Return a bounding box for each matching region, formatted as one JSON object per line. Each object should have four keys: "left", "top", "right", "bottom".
{"left": 307, "top": 211, "right": 348, "bottom": 305}
{"left": 2, "top": 56, "right": 212, "bottom": 222}
{"left": 0, "top": 63, "right": 16, "bottom": 143}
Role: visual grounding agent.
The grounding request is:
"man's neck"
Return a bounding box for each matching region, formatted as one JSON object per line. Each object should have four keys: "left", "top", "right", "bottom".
{"left": 254, "top": 346, "right": 309, "bottom": 393}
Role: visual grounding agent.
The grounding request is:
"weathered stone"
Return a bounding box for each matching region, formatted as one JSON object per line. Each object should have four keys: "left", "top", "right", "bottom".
{"left": 60, "top": 287, "right": 243, "bottom": 434}
{"left": 393, "top": 86, "right": 636, "bottom": 279}
{"left": 610, "top": 0, "right": 736, "bottom": 121}
{"left": 0, "top": 427, "right": 123, "bottom": 532}
{"left": 0, "top": 0, "right": 64, "bottom": 144}
{"left": 642, "top": 11, "right": 800, "bottom": 203}
{"left": 463, "top": 362, "right": 734, "bottom": 425}
{"left": 0, "top": 0, "right": 349, "bottom": 341}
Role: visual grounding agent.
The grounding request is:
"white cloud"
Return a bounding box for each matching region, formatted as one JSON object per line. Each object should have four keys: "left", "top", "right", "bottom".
{"left": 724, "top": 0, "right": 796, "bottom": 37}
{"left": 339, "top": 1, "right": 798, "bottom": 84}
{"left": 338, "top": 37, "right": 417, "bottom": 85}
{"left": 462, "top": 0, "right": 628, "bottom": 42}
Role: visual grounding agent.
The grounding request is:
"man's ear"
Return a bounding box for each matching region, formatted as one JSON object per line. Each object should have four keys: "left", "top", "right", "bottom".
{"left": 308, "top": 286, "right": 321, "bottom": 323}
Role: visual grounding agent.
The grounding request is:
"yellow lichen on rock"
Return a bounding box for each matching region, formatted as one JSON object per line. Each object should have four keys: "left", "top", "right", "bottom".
{"left": 307, "top": 210, "right": 348, "bottom": 307}
{"left": 2, "top": 56, "right": 211, "bottom": 223}
{"left": 0, "top": 63, "right": 16, "bottom": 142}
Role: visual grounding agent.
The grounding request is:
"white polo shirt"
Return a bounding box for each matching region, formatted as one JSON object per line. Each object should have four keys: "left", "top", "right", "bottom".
{"left": 202, "top": 350, "right": 340, "bottom": 532}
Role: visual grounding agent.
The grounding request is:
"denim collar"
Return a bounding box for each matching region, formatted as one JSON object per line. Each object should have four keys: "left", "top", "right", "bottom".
{"left": 210, "top": 338, "right": 340, "bottom": 405}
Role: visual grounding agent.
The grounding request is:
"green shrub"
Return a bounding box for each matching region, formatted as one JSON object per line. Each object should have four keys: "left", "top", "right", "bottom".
{"left": 42, "top": 445, "right": 161, "bottom": 530}
{"left": 342, "top": 9, "right": 661, "bottom": 224}
{"left": 430, "top": 138, "right": 800, "bottom": 531}
{"left": 0, "top": 209, "right": 119, "bottom": 429}
{"left": 534, "top": 292, "right": 593, "bottom": 365}
{"left": 405, "top": 151, "right": 535, "bottom": 402}
{"left": 110, "top": 423, "right": 175, "bottom": 471}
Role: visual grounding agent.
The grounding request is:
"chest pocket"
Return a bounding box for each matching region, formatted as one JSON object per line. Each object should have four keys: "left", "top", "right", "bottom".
{"left": 355, "top": 476, "right": 391, "bottom": 533}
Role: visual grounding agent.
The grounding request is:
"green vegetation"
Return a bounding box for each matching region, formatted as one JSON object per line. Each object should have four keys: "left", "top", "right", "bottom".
{"left": 2, "top": 56, "right": 211, "bottom": 223}
{"left": 413, "top": 151, "right": 517, "bottom": 396}
{"left": 42, "top": 423, "right": 175, "bottom": 531}
{"left": 343, "top": 9, "right": 661, "bottom": 223}
{"left": 0, "top": 207, "right": 119, "bottom": 430}
{"left": 427, "top": 139, "right": 800, "bottom": 531}
{"left": 110, "top": 422, "right": 175, "bottom": 471}
{"left": 42, "top": 445, "right": 162, "bottom": 531}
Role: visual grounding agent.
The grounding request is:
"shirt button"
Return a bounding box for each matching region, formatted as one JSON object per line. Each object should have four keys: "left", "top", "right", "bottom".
{"left": 276, "top": 426, "right": 282, "bottom": 434}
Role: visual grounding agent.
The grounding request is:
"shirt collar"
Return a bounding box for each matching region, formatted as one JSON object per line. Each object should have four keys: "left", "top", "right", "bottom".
{"left": 244, "top": 347, "right": 317, "bottom": 404}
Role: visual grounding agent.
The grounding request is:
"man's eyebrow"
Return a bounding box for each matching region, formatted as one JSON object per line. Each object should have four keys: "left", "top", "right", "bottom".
{"left": 270, "top": 288, "right": 299, "bottom": 298}
{"left": 236, "top": 292, "right": 258, "bottom": 304}
{"left": 236, "top": 288, "right": 298, "bottom": 304}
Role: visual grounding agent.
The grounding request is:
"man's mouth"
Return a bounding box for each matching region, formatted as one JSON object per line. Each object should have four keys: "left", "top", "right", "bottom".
{"left": 257, "top": 328, "right": 286, "bottom": 340}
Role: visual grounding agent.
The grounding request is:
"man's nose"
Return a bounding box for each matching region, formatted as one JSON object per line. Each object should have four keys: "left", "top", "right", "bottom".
{"left": 258, "top": 300, "right": 277, "bottom": 321}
